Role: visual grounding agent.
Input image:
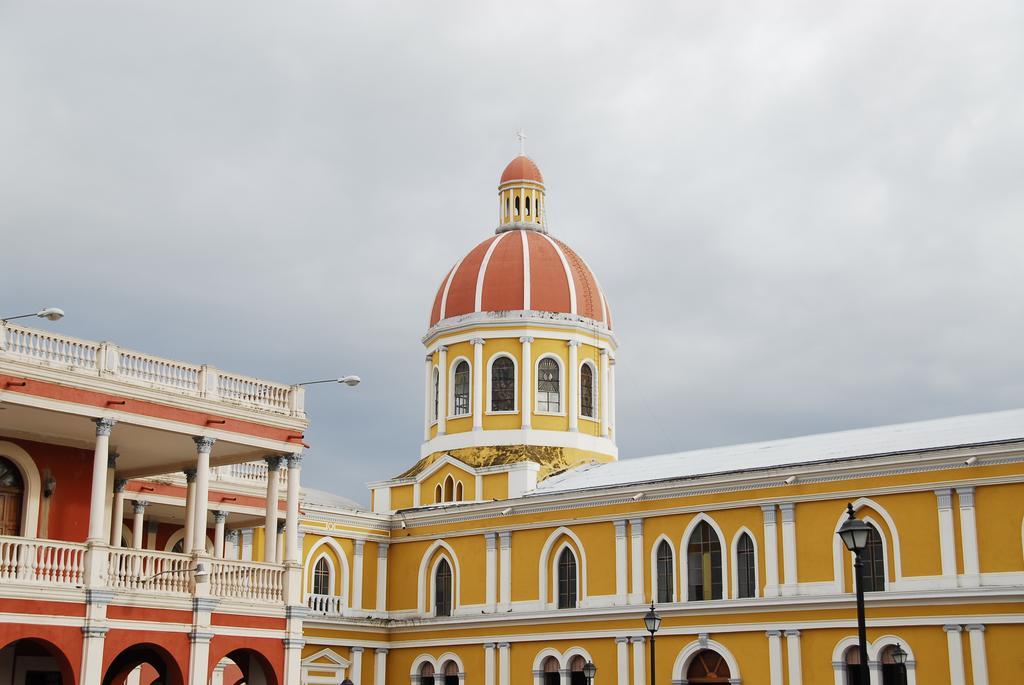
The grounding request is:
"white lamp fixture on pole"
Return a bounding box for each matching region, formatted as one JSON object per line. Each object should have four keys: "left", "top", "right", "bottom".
{"left": 1, "top": 307, "right": 65, "bottom": 323}
{"left": 296, "top": 376, "right": 361, "bottom": 387}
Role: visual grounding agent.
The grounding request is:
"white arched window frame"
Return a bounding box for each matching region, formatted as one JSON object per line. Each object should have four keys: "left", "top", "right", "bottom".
{"left": 679, "top": 514, "right": 729, "bottom": 602}
{"left": 410, "top": 653, "right": 465, "bottom": 685}
{"left": 454, "top": 480, "right": 464, "bottom": 502}
{"left": 830, "top": 635, "right": 918, "bottom": 685}
{"left": 650, "top": 534, "right": 677, "bottom": 603}
{"left": 0, "top": 442, "right": 42, "bottom": 538}
{"left": 434, "top": 483, "right": 443, "bottom": 503}
{"left": 553, "top": 542, "right": 580, "bottom": 609}
{"left": 578, "top": 360, "right": 598, "bottom": 422}
{"left": 537, "top": 527, "right": 589, "bottom": 609}
{"left": 448, "top": 356, "right": 472, "bottom": 419}
{"left": 831, "top": 498, "right": 902, "bottom": 593}
{"left": 303, "top": 537, "right": 351, "bottom": 607}
{"left": 417, "top": 540, "right": 461, "bottom": 616}
{"left": 730, "top": 527, "right": 760, "bottom": 599}
{"left": 671, "top": 638, "right": 743, "bottom": 683}
{"left": 311, "top": 553, "right": 336, "bottom": 596}
{"left": 534, "top": 354, "right": 565, "bottom": 415}
{"left": 486, "top": 353, "right": 518, "bottom": 414}
{"left": 430, "top": 366, "right": 440, "bottom": 424}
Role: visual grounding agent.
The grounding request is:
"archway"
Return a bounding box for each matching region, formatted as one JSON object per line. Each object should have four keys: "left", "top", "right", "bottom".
{"left": 0, "top": 456, "right": 25, "bottom": 536}
{"left": 208, "top": 649, "right": 277, "bottom": 685}
{"left": 686, "top": 649, "right": 731, "bottom": 683}
{"left": 102, "top": 644, "right": 185, "bottom": 685}
{"left": 0, "top": 637, "right": 76, "bottom": 685}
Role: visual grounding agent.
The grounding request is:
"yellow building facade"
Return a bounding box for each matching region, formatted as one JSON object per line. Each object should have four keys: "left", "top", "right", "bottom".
{"left": 293, "top": 154, "right": 1024, "bottom": 685}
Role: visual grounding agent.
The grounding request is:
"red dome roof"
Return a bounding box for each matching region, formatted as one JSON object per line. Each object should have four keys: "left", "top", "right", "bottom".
{"left": 500, "top": 155, "right": 544, "bottom": 184}
{"left": 429, "top": 229, "right": 611, "bottom": 329}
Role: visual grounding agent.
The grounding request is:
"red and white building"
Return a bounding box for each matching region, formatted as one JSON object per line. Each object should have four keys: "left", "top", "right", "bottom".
{"left": 0, "top": 321, "right": 309, "bottom": 685}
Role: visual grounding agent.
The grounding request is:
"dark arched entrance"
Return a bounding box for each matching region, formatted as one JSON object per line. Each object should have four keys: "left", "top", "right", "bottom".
{"left": 686, "top": 649, "right": 731, "bottom": 683}
{"left": 0, "top": 637, "right": 76, "bottom": 685}
{"left": 0, "top": 456, "right": 25, "bottom": 536}
{"left": 210, "top": 649, "right": 277, "bottom": 685}
{"left": 102, "top": 644, "right": 185, "bottom": 685}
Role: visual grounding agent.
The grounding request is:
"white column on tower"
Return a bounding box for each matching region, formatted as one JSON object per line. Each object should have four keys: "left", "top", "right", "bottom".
{"left": 485, "top": 532, "right": 498, "bottom": 611}
{"left": 629, "top": 518, "right": 644, "bottom": 603}
{"left": 614, "top": 520, "right": 628, "bottom": 605}
{"left": 350, "top": 647, "right": 363, "bottom": 685}
{"left": 761, "top": 505, "right": 780, "bottom": 597}
{"left": 183, "top": 469, "right": 197, "bottom": 554}
{"left": 484, "top": 643, "right": 496, "bottom": 685}
{"left": 785, "top": 630, "right": 803, "bottom": 685}
{"left": 499, "top": 531, "right": 512, "bottom": 611}
{"left": 957, "top": 487, "right": 980, "bottom": 587}
{"left": 375, "top": 648, "right": 388, "bottom": 685}
{"left": 472, "top": 338, "right": 485, "bottom": 431}
{"left": 615, "top": 637, "right": 629, "bottom": 685}
{"left": 263, "top": 456, "right": 282, "bottom": 563}
{"left": 935, "top": 489, "right": 957, "bottom": 585}
{"left": 352, "top": 539, "right": 365, "bottom": 611}
{"left": 567, "top": 340, "right": 579, "bottom": 432}
{"left": 630, "top": 637, "right": 645, "bottom": 685}
{"left": 966, "top": 625, "right": 989, "bottom": 685}
{"left": 608, "top": 355, "right": 616, "bottom": 439}
{"left": 424, "top": 353, "right": 434, "bottom": 441}
{"left": 944, "top": 625, "right": 966, "bottom": 685}
{"left": 497, "top": 643, "right": 510, "bottom": 685}
{"left": 376, "top": 542, "right": 389, "bottom": 612}
{"left": 192, "top": 437, "right": 215, "bottom": 554}
{"left": 88, "top": 418, "right": 116, "bottom": 542}
{"left": 599, "top": 349, "right": 610, "bottom": 437}
{"left": 520, "top": 337, "right": 533, "bottom": 429}
{"left": 779, "top": 502, "right": 798, "bottom": 596}
{"left": 766, "top": 630, "right": 784, "bottom": 685}
{"left": 437, "top": 346, "right": 448, "bottom": 435}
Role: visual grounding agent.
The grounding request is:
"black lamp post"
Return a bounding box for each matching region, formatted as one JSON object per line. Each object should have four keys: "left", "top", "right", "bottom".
{"left": 892, "top": 643, "right": 908, "bottom": 685}
{"left": 643, "top": 602, "right": 662, "bottom": 685}
{"left": 583, "top": 661, "right": 597, "bottom": 685}
{"left": 341, "top": 679, "right": 354, "bottom": 685}
{"left": 837, "top": 503, "right": 872, "bottom": 685}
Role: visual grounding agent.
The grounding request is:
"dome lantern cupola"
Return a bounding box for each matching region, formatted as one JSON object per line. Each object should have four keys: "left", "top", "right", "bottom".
{"left": 497, "top": 131, "right": 546, "bottom": 233}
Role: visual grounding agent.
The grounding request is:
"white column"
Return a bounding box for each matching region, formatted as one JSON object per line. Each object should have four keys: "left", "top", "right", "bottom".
{"left": 615, "top": 637, "right": 629, "bottom": 685}
{"left": 424, "top": 353, "right": 434, "bottom": 441}
{"left": 785, "top": 630, "right": 803, "bottom": 685}
{"left": 192, "top": 437, "right": 215, "bottom": 554}
{"left": 966, "top": 624, "right": 988, "bottom": 685}
{"left": 183, "top": 469, "right": 197, "bottom": 554}
{"left": 285, "top": 455, "right": 302, "bottom": 563}
{"left": 88, "top": 418, "right": 116, "bottom": 542}
{"left": 485, "top": 532, "right": 498, "bottom": 611}
{"left": 80, "top": 625, "right": 108, "bottom": 685}
{"left": 935, "top": 488, "right": 958, "bottom": 585}
{"left": 484, "top": 643, "right": 496, "bottom": 685}
{"left": 599, "top": 349, "right": 610, "bottom": 437}
{"left": 213, "top": 511, "right": 227, "bottom": 558}
{"left": 761, "top": 505, "right": 780, "bottom": 597}
{"left": 629, "top": 518, "right": 644, "bottom": 603}
{"left": 374, "top": 648, "right": 388, "bottom": 685}
{"left": 957, "top": 487, "right": 980, "bottom": 587}
{"left": 350, "top": 646, "right": 363, "bottom": 684}
{"left": 499, "top": 531, "right": 512, "bottom": 611}
{"left": 376, "top": 542, "right": 389, "bottom": 612}
{"left": 224, "top": 529, "right": 239, "bottom": 560}
{"left": 187, "top": 632, "right": 212, "bottom": 685}
{"left": 614, "top": 520, "right": 628, "bottom": 605}
{"left": 131, "top": 500, "right": 148, "bottom": 550}
{"left": 263, "top": 456, "right": 281, "bottom": 563}
{"left": 472, "top": 338, "right": 485, "bottom": 431}
{"left": 766, "top": 630, "right": 784, "bottom": 685}
{"left": 110, "top": 479, "right": 126, "bottom": 547}
{"left": 498, "top": 642, "right": 510, "bottom": 685}
{"left": 352, "top": 539, "right": 365, "bottom": 611}
{"left": 103, "top": 452, "right": 117, "bottom": 546}
{"left": 276, "top": 520, "right": 285, "bottom": 564}
{"left": 567, "top": 340, "right": 579, "bottom": 432}
{"left": 631, "top": 637, "right": 645, "bottom": 685}
{"left": 608, "top": 356, "right": 616, "bottom": 440}
{"left": 437, "top": 346, "right": 448, "bottom": 435}
{"left": 520, "top": 337, "right": 533, "bottom": 429}
{"left": 779, "top": 502, "right": 798, "bottom": 596}
{"left": 944, "top": 625, "right": 966, "bottom": 685}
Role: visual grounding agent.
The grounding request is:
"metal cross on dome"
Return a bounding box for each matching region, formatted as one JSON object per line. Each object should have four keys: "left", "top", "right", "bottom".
{"left": 516, "top": 128, "right": 527, "bottom": 155}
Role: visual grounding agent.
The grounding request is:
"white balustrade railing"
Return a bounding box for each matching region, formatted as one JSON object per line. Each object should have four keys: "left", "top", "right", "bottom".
{"left": 106, "top": 548, "right": 192, "bottom": 594}
{"left": 0, "top": 536, "right": 86, "bottom": 586}
{"left": 209, "top": 558, "right": 285, "bottom": 603}
{"left": 0, "top": 322, "right": 304, "bottom": 417}
{"left": 306, "top": 593, "right": 345, "bottom": 615}
{"left": 224, "top": 462, "right": 288, "bottom": 485}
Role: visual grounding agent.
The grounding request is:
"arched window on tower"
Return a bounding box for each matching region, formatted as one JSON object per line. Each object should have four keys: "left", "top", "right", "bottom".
{"left": 455, "top": 481, "right": 463, "bottom": 502}
{"left": 0, "top": 456, "right": 25, "bottom": 536}
{"left": 537, "top": 358, "right": 560, "bottom": 412}
{"left": 453, "top": 360, "right": 470, "bottom": 416}
{"left": 580, "top": 363, "right": 596, "bottom": 419}
{"left": 491, "top": 357, "right": 516, "bottom": 412}
{"left": 525, "top": 195, "right": 531, "bottom": 216}
{"left": 736, "top": 532, "right": 756, "bottom": 598}
{"left": 312, "top": 556, "right": 331, "bottom": 596}
{"left": 557, "top": 547, "right": 578, "bottom": 609}
{"left": 656, "top": 540, "right": 674, "bottom": 603}
{"left": 863, "top": 523, "right": 886, "bottom": 592}
{"left": 420, "top": 663, "right": 436, "bottom": 685}
{"left": 443, "top": 475, "right": 454, "bottom": 503}
{"left": 434, "top": 558, "right": 452, "bottom": 617}
{"left": 514, "top": 195, "right": 520, "bottom": 217}
{"left": 687, "top": 521, "right": 723, "bottom": 601}
{"left": 434, "top": 484, "right": 443, "bottom": 503}
{"left": 431, "top": 368, "right": 440, "bottom": 423}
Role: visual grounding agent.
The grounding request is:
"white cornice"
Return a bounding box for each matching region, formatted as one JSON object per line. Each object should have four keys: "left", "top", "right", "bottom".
{"left": 423, "top": 312, "right": 616, "bottom": 347}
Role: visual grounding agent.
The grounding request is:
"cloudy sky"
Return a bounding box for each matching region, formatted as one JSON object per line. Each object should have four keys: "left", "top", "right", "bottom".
{"left": 2, "top": 1, "right": 1022, "bottom": 504}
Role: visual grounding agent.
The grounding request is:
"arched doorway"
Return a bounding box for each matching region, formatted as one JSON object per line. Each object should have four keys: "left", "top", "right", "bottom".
{"left": 567, "top": 655, "right": 587, "bottom": 685}
{"left": 102, "top": 644, "right": 185, "bottom": 685}
{"left": 541, "top": 656, "right": 560, "bottom": 685}
{"left": 209, "top": 649, "right": 276, "bottom": 685}
{"left": 0, "top": 637, "right": 75, "bottom": 685}
{"left": 686, "top": 649, "right": 731, "bottom": 683}
{"left": 0, "top": 456, "right": 25, "bottom": 536}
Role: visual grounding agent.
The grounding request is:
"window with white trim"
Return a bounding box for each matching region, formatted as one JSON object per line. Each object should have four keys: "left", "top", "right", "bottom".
{"left": 580, "top": 363, "right": 596, "bottom": 419}
{"left": 537, "top": 358, "right": 560, "bottom": 412}
{"left": 312, "top": 556, "right": 331, "bottom": 596}
{"left": 736, "top": 532, "right": 755, "bottom": 598}
{"left": 491, "top": 357, "right": 516, "bottom": 411}
{"left": 687, "top": 521, "right": 722, "bottom": 601}
{"left": 557, "top": 547, "right": 578, "bottom": 609}
{"left": 453, "top": 361, "right": 470, "bottom": 416}
{"left": 656, "top": 540, "right": 674, "bottom": 603}
{"left": 431, "top": 368, "right": 440, "bottom": 422}
{"left": 435, "top": 558, "right": 452, "bottom": 616}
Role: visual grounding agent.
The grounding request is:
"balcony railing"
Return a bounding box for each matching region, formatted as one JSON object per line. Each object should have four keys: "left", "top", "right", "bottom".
{"left": 0, "top": 322, "right": 305, "bottom": 417}
{"left": 306, "top": 593, "right": 345, "bottom": 616}
{"left": 0, "top": 536, "right": 86, "bottom": 586}
{"left": 107, "top": 547, "right": 192, "bottom": 594}
{"left": 209, "top": 557, "right": 286, "bottom": 603}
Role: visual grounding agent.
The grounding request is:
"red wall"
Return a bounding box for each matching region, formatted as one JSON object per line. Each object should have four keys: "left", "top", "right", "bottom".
{"left": 7, "top": 438, "right": 93, "bottom": 542}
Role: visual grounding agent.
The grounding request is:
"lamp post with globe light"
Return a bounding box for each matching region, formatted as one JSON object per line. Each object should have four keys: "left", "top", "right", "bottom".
{"left": 891, "top": 643, "right": 908, "bottom": 685}
{"left": 837, "top": 503, "right": 872, "bottom": 685}
{"left": 583, "top": 661, "right": 597, "bottom": 685}
{"left": 643, "top": 602, "right": 662, "bottom": 685}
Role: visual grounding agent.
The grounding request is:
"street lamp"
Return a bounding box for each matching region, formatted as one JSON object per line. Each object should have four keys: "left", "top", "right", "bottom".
{"left": 1, "top": 307, "right": 65, "bottom": 324}
{"left": 583, "top": 661, "right": 597, "bottom": 685}
{"left": 643, "top": 601, "right": 662, "bottom": 685}
{"left": 295, "top": 375, "right": 361, "bottom": 387}
{"left": 837, "top": 503, "right": 871, "bottom": 685}
{"left": 891, "top": 643, "right": 908, "bottom": 685}
{"left": 341, "top": 679, "right": 354, "bottom": 685}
